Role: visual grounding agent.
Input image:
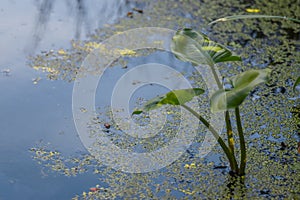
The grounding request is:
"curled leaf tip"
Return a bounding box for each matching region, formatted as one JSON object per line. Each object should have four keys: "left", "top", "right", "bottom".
{"left": 132, "top": 110, "right": 143, "bottom": 115}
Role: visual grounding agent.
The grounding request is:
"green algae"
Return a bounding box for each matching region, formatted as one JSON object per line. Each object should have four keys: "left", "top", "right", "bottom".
{"left": 29, "top": 0, "right": 299, "bottom": 199}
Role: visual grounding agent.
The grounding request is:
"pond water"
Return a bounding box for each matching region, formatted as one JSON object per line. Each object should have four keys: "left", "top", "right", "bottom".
{"left": 0, "top": 0, "right": 299, "bottom": 199}
{"left": 0, "top": 0, "right": 134, "bottom": 199}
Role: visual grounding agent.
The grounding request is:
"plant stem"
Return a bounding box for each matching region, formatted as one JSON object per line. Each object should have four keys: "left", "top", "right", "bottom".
{"left": 208, "top": 64, "right": 240, "bottom": 174}
{"left": 181, "top": 104, "right": 238, "bottom": 172}
{"left": 209, "top": 64, "right": 237, "bottom": 173}
{"left": 235, "top": 107, "right": 246, "bottom": 175}
{"left": 209, "top": 64, "right": 222, "bottom": 89}
{"left": 225, "top": 111, "right": 235, "bottom": 157}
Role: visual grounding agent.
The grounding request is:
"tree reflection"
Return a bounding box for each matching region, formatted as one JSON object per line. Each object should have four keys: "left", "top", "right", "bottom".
{"left": 30, "top": 0, "right": 132, "bottom": 52}
{"left": 31, "top": 0, "right": 54, "bottom": 52}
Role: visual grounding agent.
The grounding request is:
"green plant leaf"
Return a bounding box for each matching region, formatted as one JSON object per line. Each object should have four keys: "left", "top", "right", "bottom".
{"left": 171, "top": 28, "right": 241, "bottom": 66}
{"left": 293, "top": 76, "right": 300, "bottom": 92}
{"left": 132, "top": 88, "right": 205, "bottom": 115}
{"left": 210, "top": 68, "right": 272, "bottom": 112}
{"left": 209, "top": 15, "right": 300, "bottom": 25}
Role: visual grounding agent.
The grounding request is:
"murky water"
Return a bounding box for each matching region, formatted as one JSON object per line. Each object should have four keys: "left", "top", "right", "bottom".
{"left": 1, "top": 0, "right": 299, "bottom": 199}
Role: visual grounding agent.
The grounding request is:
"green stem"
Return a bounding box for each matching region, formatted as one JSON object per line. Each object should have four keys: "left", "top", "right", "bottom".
{"left": 209, "top": 64, "right": 222, "bottom": 89}
{"left": 225, "top": 111, "right": 235, "bottom": 156}
{"left": 235, "top": 107, "right": 246, "bottom": 176}
{"left": 208, "top": 64, "right": 239, "bottom": 174}
{"left": 181, "top": 104, "right": 238, "bottom": 172}
{"left": 209, "top": 64, "right": 237, "bottom": 173}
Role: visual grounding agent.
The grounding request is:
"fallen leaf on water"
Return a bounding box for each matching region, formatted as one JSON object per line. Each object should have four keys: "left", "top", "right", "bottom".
{"left": 184, "top": 163, "right": 196, "bottom": 169}
{"left": 89, "top": 187, "right": 100, "bottom": 192}
{"left": 58, "top": 49, "right": 67, "bottom": 55}
{"left": 246, "top": 8, "right": 260, "bottom": 13}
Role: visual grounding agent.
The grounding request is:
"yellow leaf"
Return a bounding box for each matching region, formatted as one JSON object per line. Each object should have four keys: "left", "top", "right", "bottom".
{"left": 184, "top": 164, "right": 190, "bottom": 169}
{"left": 184, "top": 163, "right": 196, "bottom": 169}
{"left": 82, "top": 192, "right": 87, "bottom": 197}
{"left": 179, "top": 189, "right": 195, "bottom": 195}
{"left": 58, "top": 49, "right": 67, "bottom": 55}
{"left": 84, "top": 42, "right": 103, "bottom": 51}
{"left": 246, "top": 8, "right": 260, "bottom": 13}
{"left": 190, "top": 163, "right": 196, "bottom": 168}
{"left": 118, "top": 49, "right": 136, "bottom": 56}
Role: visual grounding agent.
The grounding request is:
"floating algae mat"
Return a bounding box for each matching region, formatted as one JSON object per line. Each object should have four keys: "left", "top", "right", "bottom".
{"left": 29, "top": 0, "right": 299, "bottom": 199}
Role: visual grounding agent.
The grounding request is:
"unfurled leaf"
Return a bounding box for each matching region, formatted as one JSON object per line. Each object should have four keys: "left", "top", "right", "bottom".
{"left": 171, "top": 28, "right": 241, "bottom": 67}
{"left": 210, "top": 69, "right": 272, "bottom": 112}
{"left": 293, "top": 76, "right": 300, "bottom": 92}
{"left": 132, "top": 88, "right": 205, "bottom": 115}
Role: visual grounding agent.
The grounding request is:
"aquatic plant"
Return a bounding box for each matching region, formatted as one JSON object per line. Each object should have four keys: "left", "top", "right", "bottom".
{"left": 133, "top": 28, "right": 271, "bottom": 176}
{"left": 294, "top": 76, "right": 300, "bottom": 92}
{"left": 208, "top": 14, "right": 300, "bottom": 25}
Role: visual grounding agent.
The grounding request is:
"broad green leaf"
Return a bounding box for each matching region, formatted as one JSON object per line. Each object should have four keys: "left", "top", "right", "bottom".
{"left": 293, "top": 76, "right": 300, "bottom": 92}
{"left": 171, "top": 28, "right": 241, "bottom": 66}
{"left": 132, "top": 88, "right": 204, "bottom": 115}
{"left": 210, "top": 68, "right": 272, "bottom": 112}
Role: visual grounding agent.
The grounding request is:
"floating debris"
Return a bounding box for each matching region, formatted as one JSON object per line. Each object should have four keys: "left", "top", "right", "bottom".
{"left": 89, "top": 187, "right": 100, "bottom": 192}
{"left": 104, "top": 123, "right": 111, "bottom": 129}
{"left": 58, "top": 49, "right": 67, "bottom": 55}
{"left": 32, "top": 77, "right": 41, "bottom": 84}
{"left": 184, "top": 163, "right": 196, "bottom": 169}
{"left": 80, "top": 107, "right": 88, "bottom": 113}
{"left": 127, "top": 12, "right": 133, "bottom": 18}
{"left": 133, "top": 8, "right": 143, "bottom": 14}
{"left": 1, "top": 69, "right": 11, "bottom": 76}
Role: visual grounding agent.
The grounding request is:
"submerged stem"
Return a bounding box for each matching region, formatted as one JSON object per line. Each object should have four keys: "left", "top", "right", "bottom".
{"left": 235, "top": 107, "right": 246, "bottom": 175}
{"left": 181, "top": 104, "right": 238, "bottom": 172}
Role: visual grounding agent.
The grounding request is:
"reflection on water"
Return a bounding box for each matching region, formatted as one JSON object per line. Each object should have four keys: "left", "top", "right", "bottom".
{"left": 31, "top": 0, "right": 54, "bottom": 52}
{"left": 29, "top": 0, "right": 132, "bottom": 52}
